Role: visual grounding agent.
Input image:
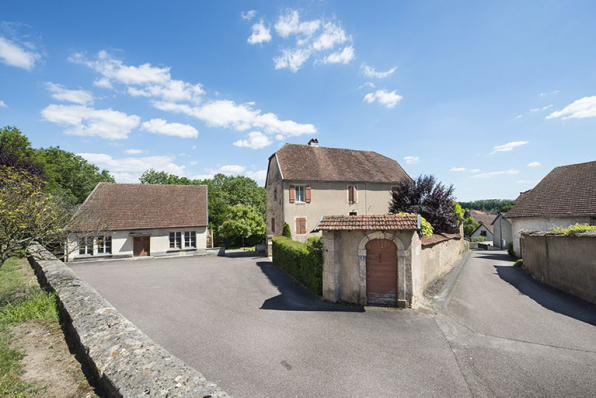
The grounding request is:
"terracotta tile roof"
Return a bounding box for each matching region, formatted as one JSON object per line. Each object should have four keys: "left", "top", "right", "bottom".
{"left": 469, "top": 210, "right": 497, "bottom": 227}
{"left": 314, "top": 214, "right": 418, "bottom": 231}
{"left": 273, "top": 144, "right": 411, "bottom": 183}
{"left": 472, "top": 222, "right": 494, "bottom": 236}
{"left": 506, "top": 161, "right": 596, "bottom": 218}
{"left": 71, "top": 183, "right": 208, "bottom": 231}
{"left": 421, "top": 233, "right": 461, "bottom": 246}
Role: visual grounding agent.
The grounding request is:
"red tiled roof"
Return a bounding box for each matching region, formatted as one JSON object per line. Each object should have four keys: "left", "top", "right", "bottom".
{"left": 71, "top": 183, "right": 208, "bottom": 231}
{"left": 272, "top": 144, "right": 411, "bottom": 183}
{"left": 506, "top": 161, "right": 596, "bottom": 218}
{"left": 421, "top": 233, "right": 461, "bottom": 246}
{"left": 469, "top": 210, "right": 497, "bottom": 227}
{"left": 314, "top": 214, "right": 418, "bottom": 231}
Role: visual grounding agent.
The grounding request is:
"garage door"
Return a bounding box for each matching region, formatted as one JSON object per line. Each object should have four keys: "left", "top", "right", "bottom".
{"left": 366, "top": 239, "right": 397, "bottom": 306}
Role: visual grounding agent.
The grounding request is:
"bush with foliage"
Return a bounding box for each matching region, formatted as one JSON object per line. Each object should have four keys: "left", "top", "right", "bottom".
{"left": 389, "top": 174, "right": 459, "bottom": 233}
{"left": 548, "top": 223, "right": 596, "bottom": 236}
{"left": 508, "top": 242, "right": 517, "bottom": 258}
{"left": 514, "top": 259, "right": 524, "bottom": 267}
{"left": 459, "top": 199, "right": 514, "bottom": 213}
{"left": 463, "top": 217, "right": 480, "bottom": 238}
{"left": 282, "top": 223, "right": 292, "bottom": 239}
{"left": 472, "top": 236, "right": 487, "bottom": 242}
{"left": 272, "top": 236, "right": 322, "bottom": 296}
{"left": 217, "top": 204, "right": 265, "bottom": 247}
{"left": 395, "top": 212, "right": 433, "bottom": 237}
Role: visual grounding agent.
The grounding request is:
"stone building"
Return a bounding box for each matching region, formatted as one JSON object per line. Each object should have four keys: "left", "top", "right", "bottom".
{"left": 66, "top": 183, "right": 208, "bottom": 261}
{"left": 506, "top": 160, "right": 596, "bottom": 257}
{"left": 265, "top": 139, "right": 411, "bottom": 242}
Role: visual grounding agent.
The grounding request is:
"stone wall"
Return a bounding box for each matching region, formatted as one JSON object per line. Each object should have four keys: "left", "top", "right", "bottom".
{"left": 521, "top": 232, "right": 596, "bottom": 304}
{"left": 28, "top": 243, "right": 231, "bottom": 398}
{"left": 414, "top": 234, "right": 464, "bottom": 302}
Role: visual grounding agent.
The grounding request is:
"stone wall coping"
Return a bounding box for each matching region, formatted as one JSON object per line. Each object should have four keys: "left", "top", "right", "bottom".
{"left": 421, "top": 233, "right": 461, "bottom": 247}
{"left": 28, "top": 243, "right": 232, "bottom": 398}
{"left": 521, "top": 231, "right": 596, "bottom": 238}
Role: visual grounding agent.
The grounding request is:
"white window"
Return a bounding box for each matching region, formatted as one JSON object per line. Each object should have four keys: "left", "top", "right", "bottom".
{"left": 78, "top": 237, "right": 93, "bottom": 255}
{"left": 295, "top": 186, "right": 305, "bottom": 202}
{"left": 169, "top": 232, "right": 182, "bottom": 249}
{"left": 184, "top": 231, "right": 196, "bottom": 248}
{"left": 97, "top": 236, "right": 112, "bottom": 254}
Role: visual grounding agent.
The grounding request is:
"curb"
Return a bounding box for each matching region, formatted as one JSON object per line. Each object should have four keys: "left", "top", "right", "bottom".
{"left": 432, "top": 250, "right": 472, "bottom": 308}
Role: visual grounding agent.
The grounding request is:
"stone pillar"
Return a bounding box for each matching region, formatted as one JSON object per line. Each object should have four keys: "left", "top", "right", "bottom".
{"left": 322, "top": 231, "right": 339, "bottom": 302}
{"left": 267, "top": 235, "right": 273, "bottom": 258}
{"left": 397, "top": 249, "right": 408, "bottom": 307}
{"left": 358, "top": 248, "right": 367, "bottom": 305}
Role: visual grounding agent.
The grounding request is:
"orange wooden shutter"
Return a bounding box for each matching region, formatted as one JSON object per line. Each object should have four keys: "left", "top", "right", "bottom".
{"left": 289, "top": 185, "right": 295, "bottom": 203}
{"left": 301, "top": 218, "right": 306, "bottom": 234}
{"left": 296, "top": 217, "right": 306, "bottom": 234}
{"left": 353, "top": 186, "right": 358, "bottom": 202}
{"left": 305, "top": 186, "right": 311, "bottom": 203}
{"left": 348, "top": 186, "right": 354, "bottom": 203}
{"left": 295, "top": 218, "right": 300, "bottom": 234}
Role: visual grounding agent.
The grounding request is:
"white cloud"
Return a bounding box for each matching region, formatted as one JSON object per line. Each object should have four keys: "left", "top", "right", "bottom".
{"left": 361, "top": 63, "right": 397, "bottom": 79}
{"left": 546, "top": 96, "right": 596, "bottom": 119}
{"left": 93, "top": 78, "right": 113, "bottom": 89}
{"left": 152, "top": 99, "right": 315, "bottom": 139}
{"left": 540, "top": 90, "right": 560, "bottom": 97}
{"left": 469, "top": 169, "right": 481, "bottom": 173}
{"left": 215, "top": 165, "right": 246, "bottom": 174}
{"left": 450, "top": 167, "right": 466, "bottom": 172}
{"left": 245, "top": 169, "right": 267, "bottom": 182}
{"left": 125, "top": 149, "right": 144, "bottom": 155}
{"left": 515, "top": 114, "right": 522, "bottom": 119}
{"left": 530, "top": 104, "right": 552, "bottom": 112}
{"left": 141, "top": 118, "right": 198, "bottom": 139}
{"left": 233, "top": 131, "right": 273, "bottom": 149}
{"left": 490, "top": 141, "right": 528, "bottom": 154}
{"left": 77, "top": 153, "right": 186, "bottom": 182}
{"left": 41, "top": 104, "right": 140, "bottom": 140}
{"left": 358, "top": 82, "right": 375, "bottom": 90}
{"left": 45, "top": 82, "right": 93, "bottom": 105}
{"left": 322, "top": 46, "right": 354, "bottom": 64}
{"left": 247, "top": 21, "right": 272, "bottom": 45}
{"left": 0, "top": 36, "right": 41, "bottom": 70}
{"left": 527, "top": 161, "right": 541, "bottom": 167}
{"left": 471, "top": 169, "right": 519, "bottom": 179}
{"left": 364, "top": 89, "right": 403, "bottom": 108}
{"left": 241, "top": 10, "right": 257, "bottom": 21}
{"left": 404, "top": 156, "right": 419, "bottom": 164}
{"left": 69, "top": 51, "right": 204, "bottom": 102}
{"left": 269, "top": 9, "right": 352, "bottom": 71}
{"left": 0, "top": 100, "right": 7, "bottom": 108}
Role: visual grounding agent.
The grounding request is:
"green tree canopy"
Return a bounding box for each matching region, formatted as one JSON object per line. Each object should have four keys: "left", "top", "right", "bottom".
{"left": 459, "top": 199, "right": 514, "bottom": 213}
{"left": 139, "top": 169, "right": 192, "bottom": 185}
{"left": 217, "top": 204, "right": 266, "bottom": 247}
{"left": 463, "top": 217, "right": 480, "bottom": 238}
{"left": 0, "top": 126, "right": 45, "bottom": 178}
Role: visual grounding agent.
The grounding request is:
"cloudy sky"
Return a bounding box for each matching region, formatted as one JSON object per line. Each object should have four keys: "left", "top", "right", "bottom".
{"left": 1, "top": 1, "right": 595, "bottom": 200}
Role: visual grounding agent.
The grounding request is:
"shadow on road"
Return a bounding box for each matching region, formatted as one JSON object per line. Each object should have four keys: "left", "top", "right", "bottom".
{"left": 224, "top": 251, "right": 267, "bottom": 259}
{"left": 256, "top": 261, "right": 364, "bottom": 312}
{"left": 495, "top": 265, "right": 596, "bottom": 326}
{"left": 474, "top": 251, "right": 513, "bottom": 262}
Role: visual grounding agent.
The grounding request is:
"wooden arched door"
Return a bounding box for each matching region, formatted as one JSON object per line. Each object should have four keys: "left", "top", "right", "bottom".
{"left": 366, "top": 239, "right": 397, "bottom": 306}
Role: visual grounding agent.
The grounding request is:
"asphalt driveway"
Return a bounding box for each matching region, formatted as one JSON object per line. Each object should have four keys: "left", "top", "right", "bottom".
{"left": 68, "top": 251, "right": 596, "bottom": 397}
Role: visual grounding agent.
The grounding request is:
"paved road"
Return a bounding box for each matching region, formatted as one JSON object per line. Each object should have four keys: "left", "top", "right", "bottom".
{"left": 68, "top": 250, "right": 596, "bottom": 397}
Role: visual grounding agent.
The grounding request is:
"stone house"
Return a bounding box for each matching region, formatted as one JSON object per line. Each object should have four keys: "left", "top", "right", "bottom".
{"left": 66, "top": 183, "right": 208, "bottom": 261}
{"left": 491, "top": 213, "right": 513, "bottom": 249}
{"left": 265, "top": 139, "right": 411, "bottom": 242}
{"left": 470, "top": 222, "right": 493, "bottom": 243}
{"left": 506, "top": 160, "right": 596, "bottom": 257}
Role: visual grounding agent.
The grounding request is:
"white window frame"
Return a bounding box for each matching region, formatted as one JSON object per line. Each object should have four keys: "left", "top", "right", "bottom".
{"left": 295, "top": 185, "right": 305, "bottom": 203}
{"left": 78, "top": 237, "right": 93, "bottom": 256}
{"left": 184, "top": 231, "right": 196, "bottom": 248}
{"left": 96, "top": 235, "right": 112, "bottom": 254}
{"left": 169, "top": 232, "right": 182, "bottom": 249}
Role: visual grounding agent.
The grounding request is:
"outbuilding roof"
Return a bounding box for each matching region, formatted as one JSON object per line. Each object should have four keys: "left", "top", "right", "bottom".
{"left": 506, "top": 161, "right": 596, "bottom": 218}
{"left": 271, "top": 143, "right": 411, "bottom": 183}
{"left": 71, "top": 182, "right": 208, "bottom": 231}
{"left": 314, "top": 214, "right": 418, "bottom": 231}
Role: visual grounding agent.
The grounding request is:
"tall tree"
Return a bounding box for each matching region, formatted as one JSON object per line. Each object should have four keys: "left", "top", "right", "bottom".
{"left": 139, "top": 169, "right": 191, "bottom": 185}
{"left": 389, "top": 175, "right": 459, "bottom": 234}
{"left": 0, "top": 126, "right": 46, "bottom": 178}
{"left": 217, "top": 204, "right": 266, "bottom": 247}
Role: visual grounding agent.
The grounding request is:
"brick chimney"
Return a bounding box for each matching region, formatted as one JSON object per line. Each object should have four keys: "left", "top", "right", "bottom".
{"left": 308, "top": 138, "right": 319, "bottom": 147}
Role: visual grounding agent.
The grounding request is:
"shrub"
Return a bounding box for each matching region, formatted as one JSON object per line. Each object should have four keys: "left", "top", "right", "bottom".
{"left": 395, "top": 212, "right": 433, "bottom": 237}
{"left": 472, "top": 236, "right": 487, "bottom": 242}
{"left": 514, "top": 259, "right": 523, "bottom": 267}
{"left": 508, "top": 242, "right": 517, "bottom": 258}
{"left": 548, "top": 223, "right": 596, "bottom": 236}
{"left": 272, "top": 236, "right": 322, "bottom": 296}
{"left": 282, "top": 223, "right": 292, "bottom": 239}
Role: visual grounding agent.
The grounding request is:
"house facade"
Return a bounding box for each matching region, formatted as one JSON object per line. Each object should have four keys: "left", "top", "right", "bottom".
{"left": 67, "top": 183, "right": 208, "bottom": 261}
{"left": 491, "top": 213, "right": 513, "bottom": 249}
{"left": 506, "top": 161, "right": 596, "bottom": 257}
{"left": 266, "top": 139, "right": 411, "bottom": 242}
{"left": 470, "top": 223, "right": 493, "bottom": 243}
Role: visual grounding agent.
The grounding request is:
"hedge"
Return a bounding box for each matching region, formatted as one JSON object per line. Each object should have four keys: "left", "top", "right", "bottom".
{"left": 271, "top": 236, "right": 322, "bottom": 296}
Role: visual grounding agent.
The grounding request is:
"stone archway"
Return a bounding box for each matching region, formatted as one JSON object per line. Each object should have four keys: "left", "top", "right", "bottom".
{"left": 358, "top": 231, "right": 408, "bottom": 307}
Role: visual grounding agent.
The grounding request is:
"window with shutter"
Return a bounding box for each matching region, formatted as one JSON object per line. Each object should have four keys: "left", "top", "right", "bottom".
{"left": 348, "top": 185, "right": 358, "bottom": 203}
{"left": 289, "top": 185, "right": 295, "bottom": 203}
{"left": 295, "top": 217, "right": 306, "bottom": 235}
{"left": 305, "top": 186, "right": 311, "bottom": 203}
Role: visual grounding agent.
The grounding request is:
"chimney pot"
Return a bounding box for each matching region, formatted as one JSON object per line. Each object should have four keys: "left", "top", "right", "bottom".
{"left": 308, "top": 138, "right": 319, "bottom": 147}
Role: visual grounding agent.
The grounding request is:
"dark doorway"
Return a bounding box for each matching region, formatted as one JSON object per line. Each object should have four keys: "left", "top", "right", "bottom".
{"left": 366, "top": 239, "right": 397, "bottom": 306}
{"left": 133, "top": 236, "right": 150, "bottom": 257}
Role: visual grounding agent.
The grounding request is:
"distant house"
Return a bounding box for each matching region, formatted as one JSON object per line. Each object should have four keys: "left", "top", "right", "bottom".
{"left": 265, "top": 139, "right": 411, "bottom": 242}
{"left": 67, "top": 183, "right": 208, "bottom": 261}
{"left": 468, "top": 210, "right": 496, "bottom": 243}
{"left": 491, "top": 213, "right": 513, "bottom": 249}
{"left": 506, "top": 161, "right": 596, "bottom": 256}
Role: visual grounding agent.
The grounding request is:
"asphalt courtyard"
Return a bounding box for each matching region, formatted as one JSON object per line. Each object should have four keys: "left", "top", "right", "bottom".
{"left": 68, "top": 250, "right": 596, "bottom": 397}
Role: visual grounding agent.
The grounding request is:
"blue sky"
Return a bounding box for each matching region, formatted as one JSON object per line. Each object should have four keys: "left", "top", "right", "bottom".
{"left": 1, "top": 1, "right": 595, "bottom": 201}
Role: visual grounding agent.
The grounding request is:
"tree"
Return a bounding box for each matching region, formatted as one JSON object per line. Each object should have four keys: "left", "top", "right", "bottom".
{"left": 140, "top": 169, "right": 191, "bottom": 185}
{"left": 0, "top": 166, "right": 75, "bottom": 268}
{"left": 217, "top": 204, "right": 266, "bottom": 247}
{"left": 0, "top": 126, "right": 46, "bottom": 179}
{"left": 459, "top": 199, "right": 514, "bottom": 213}
{"left": 282, "top": 223, "right": 292, "bottom": 239}
{"left": 36, "top": 147, "right": 115, "bottom": 204}
{"left": 389, "top": 175, "right": 459, "bottom": 234}
{"left": 463, "top": 217, "right": 480, "bottom": 238}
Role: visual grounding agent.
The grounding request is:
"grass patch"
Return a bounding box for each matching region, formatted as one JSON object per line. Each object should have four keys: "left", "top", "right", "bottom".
{"left": 0, "top": 325, "right": 40, "bottom": 397}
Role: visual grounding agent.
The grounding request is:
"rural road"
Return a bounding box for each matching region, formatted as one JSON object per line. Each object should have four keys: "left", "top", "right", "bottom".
{"left": 69, "top": 250, "right": 596, "bottom": 397}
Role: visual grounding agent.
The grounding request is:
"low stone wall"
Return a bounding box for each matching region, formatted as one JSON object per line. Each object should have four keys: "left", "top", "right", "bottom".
{"left": 28, "top": 243, "right": 231, "bottom": 398}
{"left": 521, "top": 232, "right": 596, "bottom": 304}
{"left": 413, "top": 234, "right": 464, "bottom": 301}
